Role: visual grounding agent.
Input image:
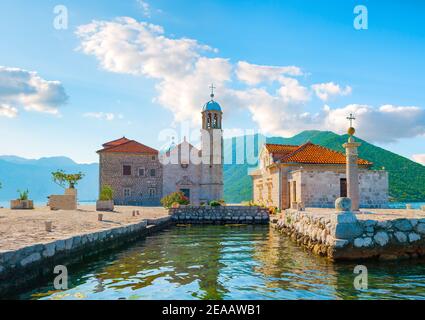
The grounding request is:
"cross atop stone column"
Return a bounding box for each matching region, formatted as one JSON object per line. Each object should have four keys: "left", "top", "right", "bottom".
{"left": 343, "top": 114, "right": 361, "bottom": 211}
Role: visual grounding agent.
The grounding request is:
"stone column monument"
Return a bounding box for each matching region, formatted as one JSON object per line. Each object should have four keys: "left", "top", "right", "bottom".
{"left": 343, "top": 114, "right": 361, "bottom": 211}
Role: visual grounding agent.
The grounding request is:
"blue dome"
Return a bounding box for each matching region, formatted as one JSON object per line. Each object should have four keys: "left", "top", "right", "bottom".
{"left": 202, "top": 100, "right": 222, "bottom": 112}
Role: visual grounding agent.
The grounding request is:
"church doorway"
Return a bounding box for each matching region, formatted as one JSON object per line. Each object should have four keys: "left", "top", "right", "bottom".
{"left": 180, "top": 188, "right": 191, "bottom": 200}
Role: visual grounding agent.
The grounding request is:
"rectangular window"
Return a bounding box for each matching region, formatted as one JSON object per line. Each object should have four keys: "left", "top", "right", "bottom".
{"left": 138, "top": 168, "right": 145, "bottom": 177}
{"left": 124, "top": 188, "right": 131, "bottom": 197}
{"left": 148, "top": 188, "right": 156, "bottom": 198}
{"left": 151, "top": 155, "right": 156, "bottom": 161}
{"left": 340, "top": 178, "right": 347, "bottom": 197}
{"left": 123, "top": 165, "right": 132, "bottom": 176}
{"left": 150, "top": 169, "right": 156, "bottom": 177}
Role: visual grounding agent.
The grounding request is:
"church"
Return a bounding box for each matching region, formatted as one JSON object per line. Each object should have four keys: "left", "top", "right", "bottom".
{"left": 97, "top": 89, "right": 224, "bottom": 206}
{"left": 250, "top": 135, "right": 389, "bottom": 209}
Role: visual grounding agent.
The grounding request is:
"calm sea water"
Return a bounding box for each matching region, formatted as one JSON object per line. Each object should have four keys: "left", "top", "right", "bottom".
{"left": 14, "top": 225, "right": 425, "bottom": 300}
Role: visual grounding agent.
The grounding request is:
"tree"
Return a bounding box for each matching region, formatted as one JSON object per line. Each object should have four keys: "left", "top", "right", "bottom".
{"left": 52, "top": 170, "right": 85, "bottom": 189}
{"left": 99, "top": 185, "right": 113, "bottom": 201}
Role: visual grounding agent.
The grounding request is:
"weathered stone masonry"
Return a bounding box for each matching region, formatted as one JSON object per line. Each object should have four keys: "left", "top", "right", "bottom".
{"left": 99, "top": 152, "right": 163, "bottom": 206}
{"left": 170, "top": 206, "right": 269, "bottom": 224}
{"left": 275, "top": 209, "right": 425, "bottom": 261}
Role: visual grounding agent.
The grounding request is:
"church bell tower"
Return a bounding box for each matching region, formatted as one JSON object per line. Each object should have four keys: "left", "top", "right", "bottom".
{"left": 200, "top": 84, "right": 224, "bottom": 203}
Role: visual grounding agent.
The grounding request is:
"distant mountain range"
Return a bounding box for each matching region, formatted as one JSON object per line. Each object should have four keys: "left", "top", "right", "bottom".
{"left": 0, "top": 156, "right": 98, "bottom": 202}
{"left": 0, "top": 130, "right": 424, "bottom": 203}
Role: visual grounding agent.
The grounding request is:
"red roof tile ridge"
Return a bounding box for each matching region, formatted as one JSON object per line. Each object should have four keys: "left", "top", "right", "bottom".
{"left": 278, "top": 142, "right": 311, "bottom": 161}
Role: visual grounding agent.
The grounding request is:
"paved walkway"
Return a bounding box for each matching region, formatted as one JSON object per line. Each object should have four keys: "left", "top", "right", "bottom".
{"left": 293, "top": 207, "right": 425, "bottom": 221}
{"left": 0, "top": 206, "right": 169, "bottom": 251}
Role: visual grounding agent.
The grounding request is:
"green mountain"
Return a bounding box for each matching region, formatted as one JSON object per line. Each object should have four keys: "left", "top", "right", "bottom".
{"left": 0, "top": 130, "right": 423, "bottom": 204}
{"left": 223, "top": 130, "right": 425, "bottom": 203}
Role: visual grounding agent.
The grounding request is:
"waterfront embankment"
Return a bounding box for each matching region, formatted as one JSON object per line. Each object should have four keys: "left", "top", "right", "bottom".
{"left": 0, "top": 206, "right": 171, "bottom": 296}
{"left": 274, "top": 208, "right": 425, "bottom": 261}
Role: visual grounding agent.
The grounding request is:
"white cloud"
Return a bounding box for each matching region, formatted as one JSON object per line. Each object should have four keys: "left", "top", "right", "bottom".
{"left": 76, "top": 17, "right": 230, "bottom": 125}
{"left": 236, "top": 61, "right": 303, "bottom": 85}
{"left": 83, "top": 112, "right": 118, "bottom": 121}
{"left": 0, "top": 104, "right": 18, "bottom": 118}
{"left": 412, "top": 154, "right": 425, "bottom": 165}
{"left": 323, "top": 104, "right": 425, "bottom": 142}
{"left": 0, "top": 66, "right": 68, "bottom": 115}
{"left": 312, "top": 82, "right": 352, "bottom": 101}
{"left": 76, "top": 17, "right": 425, "bottom": 143}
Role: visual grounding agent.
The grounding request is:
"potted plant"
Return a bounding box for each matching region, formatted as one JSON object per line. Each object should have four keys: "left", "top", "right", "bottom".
{"left": 11, "top": 189, "right": 34, "bottom": 209}
{"left": 96, "top": 185, "right": 114, "bottom": 211}
{"left": 52, "top": 170, "right": 85, "bottom": 196}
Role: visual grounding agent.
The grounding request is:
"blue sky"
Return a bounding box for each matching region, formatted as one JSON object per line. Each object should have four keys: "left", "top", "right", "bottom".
{"left": 0, "top": 0, "right": 424, "bottom": 163}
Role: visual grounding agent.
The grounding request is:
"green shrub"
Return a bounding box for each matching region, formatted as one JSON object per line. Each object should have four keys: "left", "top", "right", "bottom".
{"left": 209, "top": 200, "right": 221, "bottom": 207}
{"left": 18, "top": 189, "right": 29, "bottom": 201}
{"left": 161, "top": 192, "right": 190, "bottom": 208}
{"left": 99, "top": 185, "right": 113, "bottom": 201}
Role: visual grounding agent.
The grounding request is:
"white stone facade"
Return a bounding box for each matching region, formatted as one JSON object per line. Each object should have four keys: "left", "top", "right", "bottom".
{"left": 161, "top": 107, "right": 224, "bottom": 205}
{"left": 288, "top": 169, "right": 388, "bottom": 208}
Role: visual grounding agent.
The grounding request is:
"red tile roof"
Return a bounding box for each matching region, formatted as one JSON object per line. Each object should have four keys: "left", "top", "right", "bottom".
{"left": 98, "top": 138, "right": 158, "bottom": 154}
{"left": 265, "top": 144, "right": 299, "bottom": 157}
{"left": 265, "top": 142, "right": 372, "bottom": 166}
{"left": 102, "top": 137, "right": 131, "bottom": 147}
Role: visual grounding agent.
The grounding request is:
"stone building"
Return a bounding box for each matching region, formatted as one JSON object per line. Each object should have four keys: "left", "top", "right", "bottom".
{"left": 160, "top": 91, "right": 224, "bottom": 205}
{"left": 98, "top": 89, "right": 224, "bottom": 206}
{"left": 250, "top": 142, "right": 388, "bottom": 209}
{"left": 97, "top": 137, "right": 162, "bottom": 206}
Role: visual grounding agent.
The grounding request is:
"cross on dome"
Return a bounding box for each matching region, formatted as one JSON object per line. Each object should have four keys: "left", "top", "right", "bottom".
{"left": 209, "top": 83, "right": 216, "bottom": 100}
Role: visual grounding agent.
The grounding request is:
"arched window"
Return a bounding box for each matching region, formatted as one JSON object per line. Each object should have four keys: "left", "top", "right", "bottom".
{"left": 213, "top": 114, "right": 218, "bottom": 128}
{"left": 207, "top": 113, "right": 212, "bottom": 129}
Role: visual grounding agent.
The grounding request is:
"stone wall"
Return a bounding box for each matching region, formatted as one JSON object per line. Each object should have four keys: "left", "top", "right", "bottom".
{"left": 275, "top": 209, "right": 425, "bottom": 260}
{"left": 99, "top": 152, "right": 163, "bottom": 206}
{"left": 0, "top": 217, "right": 172, "bottom": 297}
{"left": 170, "top": 206, "right": 269, "bottom": 224}
{"left": 288, "top": 169, "right": 388, "bottom": 208}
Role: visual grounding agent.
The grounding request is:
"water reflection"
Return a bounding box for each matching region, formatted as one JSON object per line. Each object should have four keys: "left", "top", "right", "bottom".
{"left": 18, "top": 225, "right": 425, "bottom": 300}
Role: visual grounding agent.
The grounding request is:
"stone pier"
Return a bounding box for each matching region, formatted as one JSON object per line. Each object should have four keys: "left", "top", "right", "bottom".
{"left": 274, "top": 207, "right": 425, "bottom": 261}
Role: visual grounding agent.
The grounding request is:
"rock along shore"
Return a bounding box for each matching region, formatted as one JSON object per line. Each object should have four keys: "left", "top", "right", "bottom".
{"left": 274, "top": 208, "right": 425, "bottom": 261}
